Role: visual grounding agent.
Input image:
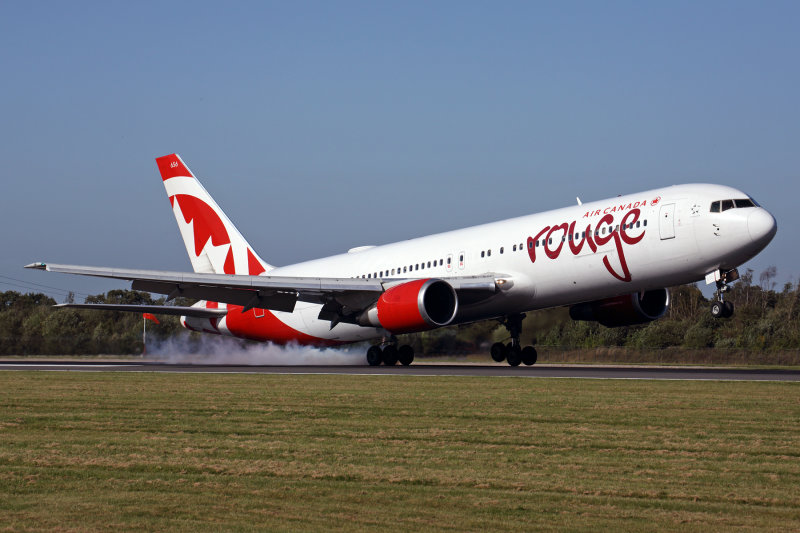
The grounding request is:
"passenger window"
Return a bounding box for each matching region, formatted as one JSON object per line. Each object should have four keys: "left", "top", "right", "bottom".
{"left": 636, "top": 221, "right": 640, "bottom": 228}
{"left": 403, "top": 266, "right": 407, "bottom": 273}
{"left": 722, "top": 200, "right": 734, "bottom": 211}
{"left": 500, "top": 247, "right": 504, "bottom": 254}
{"left": 427, "top": 261, "right": 431, "bottom": 268}
{"left": 710, "top": 201, "right": 721, "bottom": 213}
{"left": 487, "top": 250, "right": 491, "bottom": 257}
{"left": 415, "top": 264, "right": 419, "bottom": 271}
{"left": 481, "top": 251, "right": 485, "bottom": 258}
{"left": 440, "top": 259, "right": 444, "bottom": 266}
{"left": 391, "top": 269, "right": 395, "bottom": 275}
{"left": 529, "top": 241, "right": 533, "bottom": 249}
{"left": 513, "top": 244, "right": 517, "bottom": 251}
{"left": 643, "top": 220, "right": 647, "bottom": 227}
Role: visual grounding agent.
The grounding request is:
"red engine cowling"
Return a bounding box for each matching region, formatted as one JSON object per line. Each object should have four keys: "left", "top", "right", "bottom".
{"left": 569, "top": 288, "right": 670, "bottom": 327}
{"left": 358, "top": 279, "right": 458, "bottom": 334}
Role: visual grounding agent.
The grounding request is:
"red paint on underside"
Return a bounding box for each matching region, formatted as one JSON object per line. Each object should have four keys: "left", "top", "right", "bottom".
{"left": 376, "top": 279, "right": 430, "bottom": 334}
{"left": 224, "top": 305, "right": 344, "bottom": 346}
{"left": 172, "top": 194, "right": 231, "bottom": 256}
{"left": 156, "top": 154, "right": 193, "bottom": 181}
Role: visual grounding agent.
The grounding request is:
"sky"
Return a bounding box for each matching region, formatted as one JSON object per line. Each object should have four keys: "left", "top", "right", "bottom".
{"left": 1, "top": 1, "right": 798, "bottom": 302}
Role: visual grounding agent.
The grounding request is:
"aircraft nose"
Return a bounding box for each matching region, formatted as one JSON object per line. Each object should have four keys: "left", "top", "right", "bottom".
{"left": 747, "top": 209, "right": 777, "bottom": 245}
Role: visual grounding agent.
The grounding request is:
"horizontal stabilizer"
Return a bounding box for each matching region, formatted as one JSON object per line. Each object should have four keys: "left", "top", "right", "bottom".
{"left": 55, "top": 303, "right": 227, "bottom": 318}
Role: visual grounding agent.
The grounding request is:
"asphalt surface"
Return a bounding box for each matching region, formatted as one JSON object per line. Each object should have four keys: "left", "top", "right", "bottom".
{"left": 0, "top": 360, "right": 798, "bottom": 381}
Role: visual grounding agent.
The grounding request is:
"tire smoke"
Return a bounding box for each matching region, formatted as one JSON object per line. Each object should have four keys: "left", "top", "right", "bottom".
{"left": 148, "top": 334, "right": 365, "bottom": 365}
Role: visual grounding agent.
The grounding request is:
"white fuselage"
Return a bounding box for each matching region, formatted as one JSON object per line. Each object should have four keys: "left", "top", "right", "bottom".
{"left": 202, "top": 183, "right": 776, "bottom": 344}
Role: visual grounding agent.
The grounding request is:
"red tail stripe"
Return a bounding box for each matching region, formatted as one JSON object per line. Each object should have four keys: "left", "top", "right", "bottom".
{"left": 156, "top": 154, "right": 194, "bottom": 181}
{"left": 247, "top": 248, "right": 266, "bottom": 276}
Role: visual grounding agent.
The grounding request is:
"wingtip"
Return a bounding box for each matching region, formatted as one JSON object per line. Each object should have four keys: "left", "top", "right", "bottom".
{"left": 24, "top": 262, "right": 47, "bottom": 270}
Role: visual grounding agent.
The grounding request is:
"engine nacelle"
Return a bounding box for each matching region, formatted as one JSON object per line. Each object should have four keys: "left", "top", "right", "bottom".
{"left": 358, "top": 279, "right": 458, "bottom": 334}
{"left": 569, "top": 288, "right": 670, "bottom": 327}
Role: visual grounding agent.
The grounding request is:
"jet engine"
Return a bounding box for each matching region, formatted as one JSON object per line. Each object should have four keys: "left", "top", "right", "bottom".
{"left": 569, "top": 288, "right": 670, "bottom": 327}
{"left": 358, "top": 278, "right": 458, "bottom": 334}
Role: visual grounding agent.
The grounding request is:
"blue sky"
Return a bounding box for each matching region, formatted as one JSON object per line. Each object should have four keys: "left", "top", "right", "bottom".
{"left": 1, "top": 1, "right": 798, "bottom": 301}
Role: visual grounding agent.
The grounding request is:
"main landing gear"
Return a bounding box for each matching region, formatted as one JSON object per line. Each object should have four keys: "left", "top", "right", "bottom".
{"left": 490, "top": 313, "right": 537, "bottom": 366}
{"left": 366, "top": 341, "right": 415, "bottom": 366}
{"left": 710, "top": 269, "right": 738, "bottom": 319}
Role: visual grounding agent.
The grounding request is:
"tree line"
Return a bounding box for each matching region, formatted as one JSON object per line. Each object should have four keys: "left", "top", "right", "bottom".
{"left": 1, "top": 267, "right": 798, "bottom": 359}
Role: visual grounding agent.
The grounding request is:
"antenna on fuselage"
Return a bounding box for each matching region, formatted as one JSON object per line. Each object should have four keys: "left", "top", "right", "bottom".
{"left": 576, "top": 197, "right": 582, "bottom": 206}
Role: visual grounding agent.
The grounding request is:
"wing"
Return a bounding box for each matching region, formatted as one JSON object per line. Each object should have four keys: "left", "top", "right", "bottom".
{"left": 26, "top": 262, "right": 501, "bottom": 322}
{"left": 54, "top": 303, "right": 227, "bottom": 318}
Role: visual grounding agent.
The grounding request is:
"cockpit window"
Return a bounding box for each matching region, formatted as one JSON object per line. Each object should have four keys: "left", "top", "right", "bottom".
{"left": 711, "top": 198, "right": 758, "bottom": 212}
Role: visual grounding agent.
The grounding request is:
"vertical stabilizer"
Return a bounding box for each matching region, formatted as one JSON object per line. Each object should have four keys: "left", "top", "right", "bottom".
{"left": 155, "top": 154, "right": 273, "bottom": 275}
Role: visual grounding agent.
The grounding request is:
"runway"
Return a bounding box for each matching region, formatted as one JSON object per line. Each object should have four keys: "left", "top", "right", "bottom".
{"left": 0, "top": 360, "right": 798, "bottom": 381}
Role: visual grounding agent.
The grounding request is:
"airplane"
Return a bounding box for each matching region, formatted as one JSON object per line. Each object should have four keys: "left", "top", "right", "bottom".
{"left": 27, "top": 154, "right": 777, "bottom": 366}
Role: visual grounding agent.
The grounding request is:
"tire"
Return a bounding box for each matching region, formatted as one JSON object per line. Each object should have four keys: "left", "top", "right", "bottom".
{"left": 710, "top": 301, "right": 725, "bottom": 318}
{"left": 382, "top": 345, "right": 398, "bottom": 366}
{"left": 507, "top": 345, "right": 522, "bottom": 367}
{"left": 722, "top": 300, "right": 735, "bottom": 318}
{"left": 366, "top": 346, "right": 382, "bottom": 366}
{"left": 490, "top": 342, "right": 506, "bottom": 362}
{"left": 398, "top": 345, "right": 414, "bottom": 366}
{"left": 521, "top": 346, "right": 537, "bottom": 366}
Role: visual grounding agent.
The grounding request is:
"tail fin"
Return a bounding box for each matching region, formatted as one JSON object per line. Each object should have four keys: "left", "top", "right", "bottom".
{"left": 156, "top": 154, "right": 273, "bottom": 275}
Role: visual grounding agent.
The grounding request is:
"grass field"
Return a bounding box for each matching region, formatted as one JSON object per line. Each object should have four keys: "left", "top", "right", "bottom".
{"left": 0, "top": 372, "right": 798, "bottom": 532}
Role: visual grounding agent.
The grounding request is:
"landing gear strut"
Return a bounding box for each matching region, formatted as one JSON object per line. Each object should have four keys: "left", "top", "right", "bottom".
{"left": 490, "top": 314, "right": 537, "bottom": 366}
{"left": 366, "top": 339, "right": 415, "bottom": 366}
{"left": 710, "top": 269, "right": 737, "bottom": 319}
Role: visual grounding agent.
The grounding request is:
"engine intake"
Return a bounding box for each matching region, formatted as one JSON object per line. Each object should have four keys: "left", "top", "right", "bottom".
{"left": 359, "top": 279, "right": 458, "bottom": 334}
{"left": 569, "top": 288, "right": 670, "bottom": 327}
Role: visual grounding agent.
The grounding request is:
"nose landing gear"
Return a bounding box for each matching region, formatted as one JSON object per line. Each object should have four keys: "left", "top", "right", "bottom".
{"left": 490, "top": 314, "right": 538, "bottom": 366}
{"left": 710, "top": 268, "right": 738, "bottom": 319}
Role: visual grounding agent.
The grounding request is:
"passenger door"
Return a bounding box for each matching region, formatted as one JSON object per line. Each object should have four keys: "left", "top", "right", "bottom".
{"left": 659, "top": 203, "right": 676, "bottom": 240}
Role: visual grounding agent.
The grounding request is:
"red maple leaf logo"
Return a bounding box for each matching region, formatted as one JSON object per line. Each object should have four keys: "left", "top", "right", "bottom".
{"left": 652, "top": 196, "right": 661, "bottom": 206}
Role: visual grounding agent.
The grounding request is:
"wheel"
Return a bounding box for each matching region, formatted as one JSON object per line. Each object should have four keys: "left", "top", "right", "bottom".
{"left": 490, "top": 342, "right": 506, "bottom": 362}
{"left": 382, "top": 345, "right": 398, "bottom": 366}
{"left": 710, "top": 300, "right": 725, "bottom": 318}
{"left": 521, "top": 346, "right": 537, "bottom": 366}
{"left": 366, "top": 346, "right": 382, "bottom": 366}
{"left": 398, "top": 345, "right": 414, "bottom": 366}
{"left": 506, "top": 344, "right": 522, "bottom": 366}
{"left": 722, "top": 300, "right": 734, "bottom": 318}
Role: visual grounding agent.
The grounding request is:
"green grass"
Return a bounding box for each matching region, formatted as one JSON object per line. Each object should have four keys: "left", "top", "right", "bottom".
{"left": 0, "top": 372, "right": 798, "bottom": 532}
